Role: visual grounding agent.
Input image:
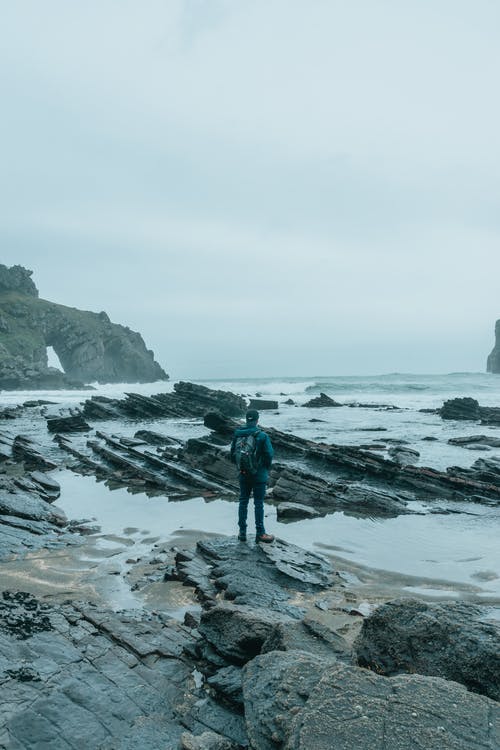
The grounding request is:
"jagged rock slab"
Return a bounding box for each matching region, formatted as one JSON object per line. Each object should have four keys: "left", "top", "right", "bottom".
{"left": 243, "top": 651, "right": 500, "bottom": 750}
{"left": 83, "top": 381, "right": 246, "bottom": 422}
{"left": 29, "top": 471, "right": 60, "bottom": 499}
{"left": 46, "top": 413, "right": 91, "bottom": 433}
{"left": 194, "top": 537, "right": 334, "bottom": 614}
{"left": 91, "top": 431, "right": 232, "bottom": 495}
{"left": 134, "top": 429, "right": 182, "bottom": 446}
{"left": 271, "top": 467, "right": 413, "bottom": 517}
{"left": 303, "top": 392, "right": 342, "bottom": 408}
{"left": 0, "top": 489, "right": 66, "bottom": 526}
{"left": 355, "top": 598, "right": 500, "bottom": 701}
{"left": 12, "top": 435, "right": 58, "bottom": 471}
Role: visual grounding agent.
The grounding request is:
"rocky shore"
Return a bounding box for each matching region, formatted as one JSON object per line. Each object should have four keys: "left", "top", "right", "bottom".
{"left": 0, "top": 381, "right": 499, "bottom": 748}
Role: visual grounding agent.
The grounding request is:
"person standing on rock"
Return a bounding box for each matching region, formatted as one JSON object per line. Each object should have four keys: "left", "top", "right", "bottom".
{"left": 230, "top": 408, "right": 275, "bottom": 543}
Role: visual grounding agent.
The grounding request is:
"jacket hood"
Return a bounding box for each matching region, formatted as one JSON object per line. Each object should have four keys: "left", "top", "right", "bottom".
{"left": 234, "top": 425, "right": 260, "bottom": 437}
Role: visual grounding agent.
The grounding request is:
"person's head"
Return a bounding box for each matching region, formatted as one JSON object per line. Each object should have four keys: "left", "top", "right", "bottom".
{"left": 245, "top": 408, "right": 259, "bottom": 425}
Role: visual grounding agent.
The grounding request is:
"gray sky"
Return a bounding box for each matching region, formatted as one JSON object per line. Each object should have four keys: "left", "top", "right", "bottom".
{"left": 1, "top": 0, "right": 499, "bottom": 378}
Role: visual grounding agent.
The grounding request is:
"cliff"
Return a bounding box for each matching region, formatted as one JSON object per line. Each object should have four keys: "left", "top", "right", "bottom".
{"left": 0, "top": 265, "right": 168, "bottom": 389}
{"left": 487, "top": 320, "right": 500, "bottom": 374}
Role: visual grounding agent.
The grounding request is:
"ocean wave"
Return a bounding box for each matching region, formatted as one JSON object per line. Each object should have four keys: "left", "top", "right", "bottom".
{"left": 304, "top": 381, "right": 431, "bottom": 394}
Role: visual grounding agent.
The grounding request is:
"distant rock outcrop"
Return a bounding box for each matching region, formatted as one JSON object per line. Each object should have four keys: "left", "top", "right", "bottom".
{"left": 0, "top": 264, "right": 168, "bottom": 389}
{"left": 487, "top": 319, "right": 500, "bottom": 373}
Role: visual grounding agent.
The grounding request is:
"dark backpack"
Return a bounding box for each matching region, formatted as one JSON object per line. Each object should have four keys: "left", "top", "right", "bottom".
{"left": 234, "top": 430, "right": 261, "bottom": 474}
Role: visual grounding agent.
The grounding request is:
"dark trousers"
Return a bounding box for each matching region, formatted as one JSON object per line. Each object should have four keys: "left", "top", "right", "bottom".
{"left": 238, "top": 473, "right": 266, "bottom": 536}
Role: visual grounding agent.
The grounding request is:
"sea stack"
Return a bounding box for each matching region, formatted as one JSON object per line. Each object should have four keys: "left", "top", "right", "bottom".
{"left": 487, "top": 320, "right": 500, "bottom": 374}
{"left": 0, "top": 264, "right": 168, "bottom": 389}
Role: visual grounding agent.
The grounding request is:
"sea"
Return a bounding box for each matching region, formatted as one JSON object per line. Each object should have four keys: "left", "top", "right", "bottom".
{"left": 1, "top": 372, "right": 500, "bottom": 614}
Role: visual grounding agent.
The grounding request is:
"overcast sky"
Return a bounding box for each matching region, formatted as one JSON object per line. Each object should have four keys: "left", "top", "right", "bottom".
{"left": 1, "top": 1, "right": 499, "bottom": 378}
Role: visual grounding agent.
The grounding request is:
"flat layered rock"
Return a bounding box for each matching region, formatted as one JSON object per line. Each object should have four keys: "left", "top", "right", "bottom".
{"left": 0, "top": 592, "right": 212, "bottom": 750}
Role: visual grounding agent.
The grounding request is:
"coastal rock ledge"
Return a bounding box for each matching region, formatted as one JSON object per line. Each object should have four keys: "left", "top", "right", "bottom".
{"left": 487, "top": 319, "right": 500, "bottom": 373}
{"left": 0, "top": 264, "right": 168, "bottom": 389}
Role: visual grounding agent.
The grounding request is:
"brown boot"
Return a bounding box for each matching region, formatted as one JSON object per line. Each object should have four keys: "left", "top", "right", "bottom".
{"left": 255, "top": 533, "right": 275, "bottom": 543}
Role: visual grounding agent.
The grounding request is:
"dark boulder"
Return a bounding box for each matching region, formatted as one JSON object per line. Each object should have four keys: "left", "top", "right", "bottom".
{"left": 440, "top": 397, "right": 481, "bottom": 420}
{"left": 355, "top": 598, "right": 500, "bottom": 701}
{"left": 439, "top": 398, "right": 500, "bottom": 425}
{"left": 198, "top": 604, "right": 294, "bottom": 665}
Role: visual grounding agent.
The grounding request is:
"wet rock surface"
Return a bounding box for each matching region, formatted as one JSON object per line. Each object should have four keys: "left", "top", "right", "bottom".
{"left": 244, "top": 652, "right": 500, "bottom": 750}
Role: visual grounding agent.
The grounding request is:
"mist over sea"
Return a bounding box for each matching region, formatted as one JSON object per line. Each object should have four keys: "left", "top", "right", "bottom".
{"left": 1, "top": 371, "right": 499, "bottom": 612}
